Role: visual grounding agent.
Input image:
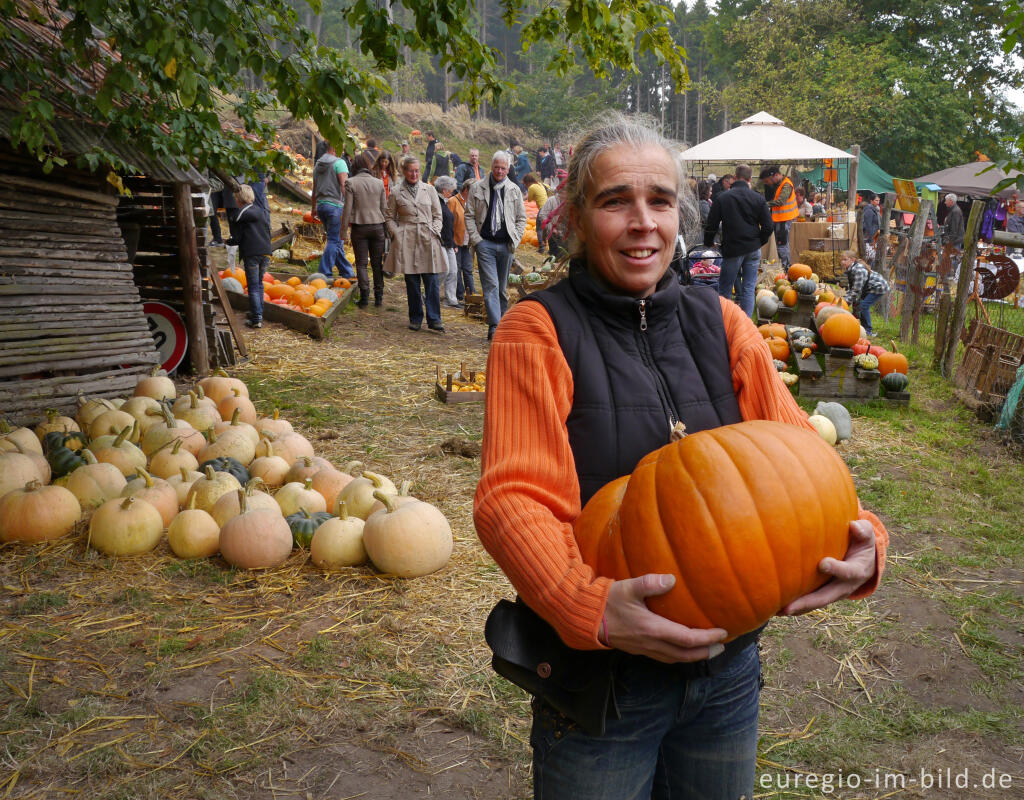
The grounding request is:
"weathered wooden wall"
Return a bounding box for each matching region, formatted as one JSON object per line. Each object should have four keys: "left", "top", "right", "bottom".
{"left": 0, "top": 148, "right": 160, "bottom": 425}
{"left": 118, "top": 176, "right": 219, "bottom": 369}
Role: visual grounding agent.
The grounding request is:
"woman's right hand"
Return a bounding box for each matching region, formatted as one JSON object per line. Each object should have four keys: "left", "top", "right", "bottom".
{"left": 603, "top": 574, "right": 727, "bottom": 664}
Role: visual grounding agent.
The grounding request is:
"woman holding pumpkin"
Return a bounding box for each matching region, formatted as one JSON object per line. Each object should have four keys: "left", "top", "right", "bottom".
{"left": 474, "top": 114, "right": 888, "bottom": 800}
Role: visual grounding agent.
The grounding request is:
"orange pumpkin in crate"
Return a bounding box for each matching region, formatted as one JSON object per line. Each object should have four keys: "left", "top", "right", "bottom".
{"left": 818, "top": 312, "right": 861, "bottom": 348}
{"left": 286, "top": 276, "right": 302, "bottom": 287}
{"left": 309, "top": 277, "right": 328, "bottom": 290}
{"left": 333, "top": 278, "right": 352, "bottom": 289}
{"left": 782, "top": 288, "right": 798, "bottom": 307}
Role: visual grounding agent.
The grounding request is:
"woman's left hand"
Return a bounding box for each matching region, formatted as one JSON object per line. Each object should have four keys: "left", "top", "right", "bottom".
{"left": 778, "top": 519, "right": 876, "bottom": 616}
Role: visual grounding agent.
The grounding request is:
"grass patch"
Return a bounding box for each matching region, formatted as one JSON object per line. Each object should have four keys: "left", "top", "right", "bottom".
{"left": 12, "top": 591, "right": 67, "bottom": 615}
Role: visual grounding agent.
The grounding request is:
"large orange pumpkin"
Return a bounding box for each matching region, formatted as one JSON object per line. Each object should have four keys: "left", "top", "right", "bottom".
{"left": 787, "top": 263, "right": 812, "bottom": 281}
{"left": 782, "top": 288, "right": 798, "bottom": 307}
{"left": 818, "top": 312, "right": 861, "bottom": 347}
{"left": 573, "top": 421, "right": 858, "bottom": 639}
{"left": 877, "top": 340, "right": 909, "bottom": 377}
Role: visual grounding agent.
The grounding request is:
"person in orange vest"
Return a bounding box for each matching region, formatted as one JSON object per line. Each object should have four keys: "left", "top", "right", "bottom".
{"left": 759, "top": 165, "right": 799, "bottom": 268}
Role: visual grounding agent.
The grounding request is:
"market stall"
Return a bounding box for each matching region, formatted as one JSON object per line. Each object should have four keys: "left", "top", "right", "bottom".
{"left": 681, "top": 112, "right": 855, "bottom": 269}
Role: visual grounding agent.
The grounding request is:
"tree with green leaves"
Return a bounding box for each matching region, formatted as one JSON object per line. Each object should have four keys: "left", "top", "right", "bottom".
{"left": 0, "top": 0, "right": 687, "bottom": 178}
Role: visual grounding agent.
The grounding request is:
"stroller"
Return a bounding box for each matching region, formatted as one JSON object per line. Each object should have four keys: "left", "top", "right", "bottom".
{"left": 677, "top": 244, "right": 723, "bottom": 291}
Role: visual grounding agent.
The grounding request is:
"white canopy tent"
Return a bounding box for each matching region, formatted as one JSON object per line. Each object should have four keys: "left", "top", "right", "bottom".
{"left": 680, "top": 112, "right": 853, "bottom": 165}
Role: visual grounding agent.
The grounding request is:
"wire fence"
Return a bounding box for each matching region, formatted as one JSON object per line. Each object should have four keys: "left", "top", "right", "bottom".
{"left": 882, "top": 289, "right": 1024, "bottom": 339}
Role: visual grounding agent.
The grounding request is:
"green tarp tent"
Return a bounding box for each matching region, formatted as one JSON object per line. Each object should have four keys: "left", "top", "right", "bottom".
{"left": 801, "top": 150, "right": 921, "bottom": 195}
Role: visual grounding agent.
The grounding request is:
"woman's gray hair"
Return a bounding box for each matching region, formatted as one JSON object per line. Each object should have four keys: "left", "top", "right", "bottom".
{"left": 491, "top": 150, "right": 511, "bottom": 167}
{"left": 434, "top": 175, "right": 457, "bottom": 194}
{"left": 399, "top": 154, "right": 420, "bottom": 172}
{"left": 564, "top": 112, "right": 698, "bottom": 258}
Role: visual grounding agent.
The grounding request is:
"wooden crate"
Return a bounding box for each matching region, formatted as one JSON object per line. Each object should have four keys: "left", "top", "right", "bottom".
{"left": 226, "top": 283, "right": 354, "bottom": 339}
{"left": 954, "top": 320, "right": 1024, "bottom": 404}
{"left": 463, "top": 292, "right": 486, "bottom": 321}
{"left": 797, "top": 349, "right": 880, "bottom": 400}
{"left": 435, "top": 364, "right": 486, "bottom": 404}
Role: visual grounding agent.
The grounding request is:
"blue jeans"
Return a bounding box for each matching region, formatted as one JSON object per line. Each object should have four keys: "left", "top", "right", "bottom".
{"left": 858, "top": 291, "right": 885, "bottom": 333}
{"left": 475, "top": 238, "right": 514, "bottom": 326}
{"left": 774, "top": 220, "right": 792, "bottom": 268}
{"left": 404, "top": 273, "right": 442, "bottom": 326}
{"left": 719, "top": 250, "right": 761, "bottom": 316}
{"left": 456, "top": 245, "right": 475, "bottom": 300}
{"left": 243, "top": 254, "right": 269, "bottom": 323}
{"left": 316, "top": 203, "right": 354, "bottom": 278}
{"left": 531, "top": 643, "right": 760, "bottom": 800}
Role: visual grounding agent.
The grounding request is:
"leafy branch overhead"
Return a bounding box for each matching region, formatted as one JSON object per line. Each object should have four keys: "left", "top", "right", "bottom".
{"left": 0, "top": 0, "right": 686, "bottom": 178}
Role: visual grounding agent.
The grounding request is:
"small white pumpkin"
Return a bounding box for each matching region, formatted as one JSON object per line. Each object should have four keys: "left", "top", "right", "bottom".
{"left": 310, "top": 499, "right": 367, "bottom": 569}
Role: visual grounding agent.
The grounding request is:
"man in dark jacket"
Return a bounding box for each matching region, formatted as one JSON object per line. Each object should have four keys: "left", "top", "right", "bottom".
{"left": 704, "top": 163, "right": 773, "bottom": 316}
{"left": 860, "top": 191, "right": 881, "bottom": 265}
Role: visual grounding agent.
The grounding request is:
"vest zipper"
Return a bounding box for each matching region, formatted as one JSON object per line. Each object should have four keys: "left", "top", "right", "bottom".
{"left": 636, "top": 298, "right": 680, "bottom": 435}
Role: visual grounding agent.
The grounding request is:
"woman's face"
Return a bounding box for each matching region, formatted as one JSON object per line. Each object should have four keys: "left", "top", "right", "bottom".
{"left": 381, "top": 157, "right": 390, "bottom": 168}
{"left": 840, "top": 255, "right": 854, "bottom": 269}
{"left": 571, "top": 144, "right": 679, "bottom": 297}
{"left": 403, "top": 161, "right": 420, "bottom": 183}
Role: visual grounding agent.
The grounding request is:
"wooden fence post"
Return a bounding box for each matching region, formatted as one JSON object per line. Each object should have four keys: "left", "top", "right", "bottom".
{"left": 940, "top": 200, "right": 986, "bottom": 378}
{"left": 898, "top": 198, "right": 932, "bottom": 343}
{"left": 877, "top": 192, "right": 896, "bottom": 321}
{"left": 175, "top": 183, "right": 210, "bottom": 377}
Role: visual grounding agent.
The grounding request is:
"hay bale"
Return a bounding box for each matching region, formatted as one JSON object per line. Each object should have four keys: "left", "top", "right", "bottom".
{"left": 800, "top": 250, "right": 845, "bottom": 282}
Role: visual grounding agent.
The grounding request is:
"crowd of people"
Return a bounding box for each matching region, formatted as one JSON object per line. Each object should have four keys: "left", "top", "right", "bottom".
{"left": 302, "top": 136, "right": 568, "bottom": 338}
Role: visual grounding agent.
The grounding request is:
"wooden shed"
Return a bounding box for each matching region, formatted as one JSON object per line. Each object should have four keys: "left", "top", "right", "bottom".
{"left": 0, "top": 4, "right": 245, "bottom": 425}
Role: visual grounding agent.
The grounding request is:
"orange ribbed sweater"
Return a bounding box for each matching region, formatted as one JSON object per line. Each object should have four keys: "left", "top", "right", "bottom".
{"left": 473, "top": 297, "right": 889, "bottom": 650}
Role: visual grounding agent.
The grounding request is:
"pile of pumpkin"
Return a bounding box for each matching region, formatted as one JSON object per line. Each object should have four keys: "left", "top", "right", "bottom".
{"left": 219, "top": 269, "right": 352, "bottom": 318}
{"left": 520, "top": 200, "right": 541, "bottom": 248}
{"left": 756, "top": 263, "right": 911, "bottom": 397}
{"left": 0, "top": 371, "right": 453, "bottom": 578}
{"left": 445, "top": 369, "right": 486, "bottom": 393}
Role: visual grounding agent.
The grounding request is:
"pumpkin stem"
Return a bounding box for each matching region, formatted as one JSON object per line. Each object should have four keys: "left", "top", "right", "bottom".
{"left": 669, "top": 421, "right": 688, "bottom": 442}
{"left": 230, "top": 387, "right": 241, "bottom": 398}
{"left": 113, "top": 425, "right": 131, "bottom": 448}
{"left": 301, "top": 508, "right": 311, "bottom": 519}
{"left": 46, "top": 408, "right": 59, "bottom": 422}
{"left": 345, "top": 460, "right": 364, "bottom": 476}
{"left": 372, "top": 490, "right": 396, "bottom": 514}
{"left": 237, "top": 488, "right": 248, "bottom": 514}
{"left": 272, "top": 408, "right": 280, "bottom": 421}
{"left": 890, "top": 338, "right": 899, "bottom": 354}
{"left": 120, "top": 496, "right": 135, "bottom": 510}
{"left": 205, "top": 427, "right": 217, "bottom": 443}
{"left": 186, "top": 491, "right": 198, "bottom": 510}
{"left": 196, "top": 385, "right": 207, "bottom": 400}
{"left": 244, "top": 477, "right": 265, "bottom": 494}
{"left": 138, "top": 467, "right": 154, "bottom": 488}
{"left": 303, "top": 477, "right": 314, "bottom": 490}
{"left": 365, "top": 471, "right": 385, "bottom": 488}
{"left": 215, "top": 368, "right": 230, "bottom": 378}
{"left": 161, "top": 405, "right": 177, "bottom": 429}
{"left": 398, "top": 479, "right": 411, "bottom": 496}
{"left": 150, "top": 365, "right": 162, "bottom": 377}
{"left": 230, "top": 407, "right": 241, "bottom": 425}
{"left": 179, "top": 466, "right": 191, "bottom": 482}
{"left": 189, "top": 390, "right": 199, "bottom": 409}
{"left": 82, "top": 449, "right": 98, "bottom": 465}
{"left": 171, "top": 439, "right": 183, "bottom": 455}
{"left": 24, "top": 479, "right": 42, "bottom": 492}
{"left": 261, "top": 438, "right": 275, "bottom": 459}
{"left": 335, "top": 499, "right": 349, "bottom": 519}
{"left": 205, "top": 465, "right": 217, "bottom": 480}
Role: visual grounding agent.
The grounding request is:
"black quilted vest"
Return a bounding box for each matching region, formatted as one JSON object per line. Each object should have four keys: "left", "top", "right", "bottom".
{"left": 525, "top": 263, "right": 743, "bottom": 506}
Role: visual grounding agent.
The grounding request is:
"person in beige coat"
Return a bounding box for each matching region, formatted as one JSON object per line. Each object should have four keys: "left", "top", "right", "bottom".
{"left": 340, "top": 153, "right": 388, "bottom": 307}
{"left": 385, "top": 155, "right": 447, "bottom": 332}
{"left": 465, "top": 151, "right": 527, "bottom": 340}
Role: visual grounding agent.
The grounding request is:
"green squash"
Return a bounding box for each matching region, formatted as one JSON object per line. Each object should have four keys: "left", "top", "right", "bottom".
{"left": 198, "top": 456, "right": 250, "bottom": 485}
{"left": 794, "top": 278, "right": 817, "bottom": 295}
{"left": 42, "top": 429, "right": 87, "bottom": 455}
{"left": 47, "top": 445, "right": 88, "bottom": 479}
{"left": 881, "top": 372, "right": 909, "bottom": 392}
{"left": 286, "top": 509, "right": 334, "bottom": 548}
